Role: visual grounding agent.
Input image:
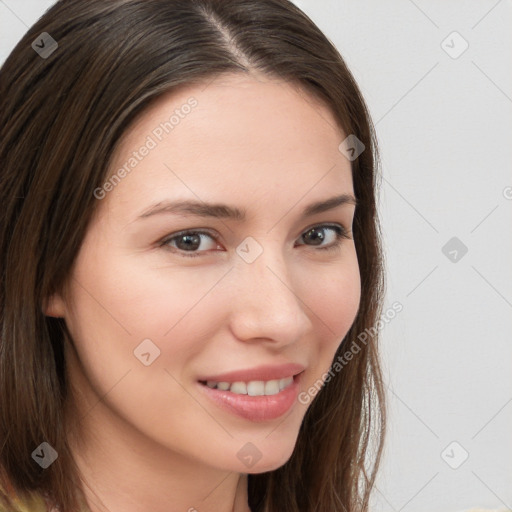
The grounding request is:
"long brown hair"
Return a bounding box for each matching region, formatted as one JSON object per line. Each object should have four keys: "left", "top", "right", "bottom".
{"left": 0, "top": 0, "right": 387, "bottom": 510}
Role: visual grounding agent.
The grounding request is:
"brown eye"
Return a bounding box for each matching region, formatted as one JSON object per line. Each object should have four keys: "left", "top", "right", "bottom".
{"left": 159, "top": 223, "right": 349, "bottom": 259}
{"left": 297, "top": 224, "right": 350, "bottom": 251}
{"left": 160, "top": 230, "right": 219, "bottom": 258}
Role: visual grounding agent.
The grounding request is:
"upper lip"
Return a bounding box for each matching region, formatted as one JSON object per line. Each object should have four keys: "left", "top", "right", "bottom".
{"left": 198, "top": 363, "right": 305, "bottom": 383}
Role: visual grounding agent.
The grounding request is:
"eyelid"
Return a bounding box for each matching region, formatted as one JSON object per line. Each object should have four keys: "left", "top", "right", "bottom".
{"left": 158, "top": 222, "right": 352, "bottom": 257}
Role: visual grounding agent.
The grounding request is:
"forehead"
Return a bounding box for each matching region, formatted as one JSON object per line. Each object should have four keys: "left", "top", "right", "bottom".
{"left": 101, "top": 73, "right": 353, "bottom": 221}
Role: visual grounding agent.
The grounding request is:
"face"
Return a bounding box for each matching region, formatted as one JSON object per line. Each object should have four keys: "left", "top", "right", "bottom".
{"left": 47, "top": 73, "right": 361, "bottom": 474}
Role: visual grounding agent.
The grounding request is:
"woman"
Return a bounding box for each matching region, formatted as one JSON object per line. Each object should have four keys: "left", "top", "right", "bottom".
{"left": 0, "top": 0, "right": 386, "bottom": 510}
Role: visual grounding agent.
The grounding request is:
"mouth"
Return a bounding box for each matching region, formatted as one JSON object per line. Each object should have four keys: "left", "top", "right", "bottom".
{"left": 197, "top": 368, "right": 305, "bottom": 422}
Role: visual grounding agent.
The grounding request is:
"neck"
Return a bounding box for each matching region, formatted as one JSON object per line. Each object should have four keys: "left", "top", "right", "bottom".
{"left": 67, "top": 404, "right": 251, "bottom": 512}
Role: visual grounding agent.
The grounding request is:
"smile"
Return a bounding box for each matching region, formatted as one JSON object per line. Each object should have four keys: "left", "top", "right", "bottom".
{"left": 197, "top": 370, "right": 304, "bottom": 422}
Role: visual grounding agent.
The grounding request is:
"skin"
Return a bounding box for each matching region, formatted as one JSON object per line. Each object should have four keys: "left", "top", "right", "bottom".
{"left": 45, "top": 72, "right": 361, "bottom": 512}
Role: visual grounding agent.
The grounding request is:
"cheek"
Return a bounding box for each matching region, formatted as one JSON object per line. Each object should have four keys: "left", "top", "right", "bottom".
{"left": 63, "top": 253, "right": 235, "bottom": 439}
{"left": 65, "top": 249, "right": 229, "bottom": 374}
{"left": 301, "top": 257, "right": 361, "bottom": 370}
{"left": 315, "top": 268, "right": 360, "bottom": 330}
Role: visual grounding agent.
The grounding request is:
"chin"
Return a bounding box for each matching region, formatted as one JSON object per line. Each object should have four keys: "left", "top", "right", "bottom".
{"left": 245, "top": 457, "right": 292, "bottom": 474}
{"left": 243, "top": 441, "right": 298, "bottom": 474}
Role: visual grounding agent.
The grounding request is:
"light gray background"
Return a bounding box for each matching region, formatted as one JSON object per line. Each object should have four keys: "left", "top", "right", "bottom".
{"left": 1, "top": 1, "right": 511, "bottom": 511}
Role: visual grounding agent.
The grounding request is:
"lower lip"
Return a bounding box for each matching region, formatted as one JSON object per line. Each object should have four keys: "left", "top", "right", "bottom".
{"left": 197, "top": 373, "right": 302, "bottom": 422}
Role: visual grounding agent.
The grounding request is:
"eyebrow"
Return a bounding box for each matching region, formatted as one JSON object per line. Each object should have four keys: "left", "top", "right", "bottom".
{"left": 136, "top": 193, "right": 357, "bottom": 222}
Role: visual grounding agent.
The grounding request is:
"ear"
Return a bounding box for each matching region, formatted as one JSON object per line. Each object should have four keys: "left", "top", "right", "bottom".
{"left": 43, "top": 293, "right": 66, "bottom": 318}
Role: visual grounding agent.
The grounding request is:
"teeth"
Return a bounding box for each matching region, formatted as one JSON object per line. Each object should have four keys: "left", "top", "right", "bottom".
{"left": 247, "top": 381, "right": 264, "bottom": 396}
{"left": 264, "top": 380, "right": 280, "bottom": 395}
{"left": 279, "top": 376, "right": 293, "bottom": 389}
{"left": 230, "top": 381, "right": 247, "bottom": 394}
{"left": 203, "top": 376, "right": 294, "bottom": 395}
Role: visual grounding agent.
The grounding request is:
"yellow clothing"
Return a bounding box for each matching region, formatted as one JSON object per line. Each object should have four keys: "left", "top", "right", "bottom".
{"left": 0, "top": 488, "right": 52, "bottom": 512}
{"left": 0, "top": 479, "right": 88, "bottom": 512}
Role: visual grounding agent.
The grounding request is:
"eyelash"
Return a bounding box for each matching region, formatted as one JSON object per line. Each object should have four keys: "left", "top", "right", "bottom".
{"left": 158, "top": 223, "right": 351, "bottom": 259}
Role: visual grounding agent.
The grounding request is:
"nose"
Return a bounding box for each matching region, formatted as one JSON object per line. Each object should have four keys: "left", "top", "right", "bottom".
{"left": 227, "top": 245, "right": 312, "bottom": 348}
